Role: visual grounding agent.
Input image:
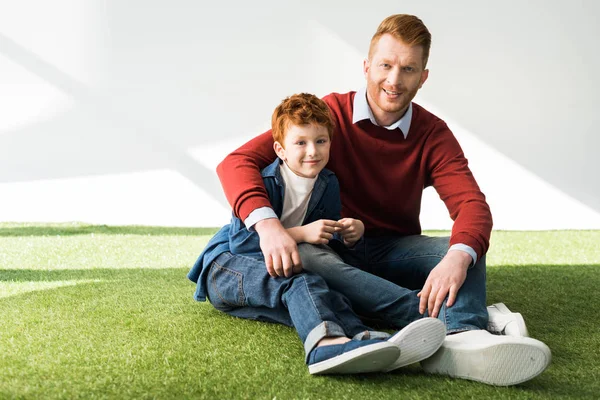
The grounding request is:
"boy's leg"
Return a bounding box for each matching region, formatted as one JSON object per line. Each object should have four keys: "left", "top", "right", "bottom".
{"left": 298, "top": 243, "right": 448, "bottom": 369}
{"left": 298, "top": 243, "right": 423, "bottom": 328}
{"left": 205, "top": 252, "right": 398, "bottom": 373}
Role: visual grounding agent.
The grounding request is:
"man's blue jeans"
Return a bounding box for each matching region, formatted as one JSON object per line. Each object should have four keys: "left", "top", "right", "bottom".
{"left": 205, "top": 252, "right": 390, "bottom": 361}
{"left": 299, "top": 235, "right": 488, "bottom": 333}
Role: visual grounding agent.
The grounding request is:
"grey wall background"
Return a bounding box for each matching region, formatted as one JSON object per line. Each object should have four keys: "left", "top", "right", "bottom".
{"left": 1, "top": 0, "right": 599, "bottom": 229}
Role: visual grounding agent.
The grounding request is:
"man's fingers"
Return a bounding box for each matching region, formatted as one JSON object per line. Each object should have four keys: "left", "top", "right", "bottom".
{"left": 291, "top": 250, "right": 303, "bottom": 274}
{"left": 265, "top": 255, "right": 276, "bottom": 277}
{"left": 419, "top": 284, "right": 431, "bottom": 314}
{"left": 446, "top": 285, "right": 458, "bottom": 308}
{"left": 432, "top": 290, "right": 447, "bottom": 318}
{"left": 282, "top": 253, "right": 293, "bottom": 278}
{"left": 427, "top": 287, "right": 438, "bottom": 318}
{"left": 272, "top": 256, "right": 283, "bottom": 277}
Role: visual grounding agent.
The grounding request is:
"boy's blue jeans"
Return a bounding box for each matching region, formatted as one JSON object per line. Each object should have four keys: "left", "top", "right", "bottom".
{"left": 206, "top": 252, "right": 390, "bottom": 361}
{"left": 300, "top": 235, "right": 488, "bottom": 334}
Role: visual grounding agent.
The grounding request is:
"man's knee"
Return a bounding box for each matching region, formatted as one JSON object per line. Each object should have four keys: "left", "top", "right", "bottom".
{"left": 428, "top": 236, "right": 451, "bottom": 258}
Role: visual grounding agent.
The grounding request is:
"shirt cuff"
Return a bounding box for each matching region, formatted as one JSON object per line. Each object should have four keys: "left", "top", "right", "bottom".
{"left": 244, "top": 207, "right": 278, "bottom": 231}
{"left": 448, "top": 243, "right": 477, "bottom": 267}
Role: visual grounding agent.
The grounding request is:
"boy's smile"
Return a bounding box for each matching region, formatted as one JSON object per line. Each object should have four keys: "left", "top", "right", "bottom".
{"left": 273, "top": 123, "right": 331, "bottom": 179}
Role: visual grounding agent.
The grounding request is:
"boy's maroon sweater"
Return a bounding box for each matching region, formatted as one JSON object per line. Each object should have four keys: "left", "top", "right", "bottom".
{"left": 216, "top": 91, "right": 492, "bottom": 259}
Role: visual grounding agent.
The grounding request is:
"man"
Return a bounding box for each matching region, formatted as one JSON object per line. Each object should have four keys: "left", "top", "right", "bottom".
{"left": 215, "top": 14, "right": 550, "bottom": 386}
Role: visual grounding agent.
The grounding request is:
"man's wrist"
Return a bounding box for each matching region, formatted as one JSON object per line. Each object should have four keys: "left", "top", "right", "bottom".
{"left": 245, "top": 207, "right": 278, "bottom": 231}
{"left": 446, "top": 248, "right": 473, "bottom": 269}
{"left": 448, "top": 244, "right": 477, "bottom": 267}
{"left": 254, "top": 217, "right": 282, "bottom": 235}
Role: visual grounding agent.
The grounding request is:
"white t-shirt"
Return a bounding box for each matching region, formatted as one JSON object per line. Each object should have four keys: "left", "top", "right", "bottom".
{"left": 279, "top": 161, "right": 318, "bottom": 229}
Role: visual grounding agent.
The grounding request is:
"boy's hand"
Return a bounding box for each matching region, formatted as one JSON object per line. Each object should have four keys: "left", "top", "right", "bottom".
{"left": 338, "top": 218, "right": 364, "bottom": 246}
{"left": 300, "top": 219, "right": 341, "bottom": 245}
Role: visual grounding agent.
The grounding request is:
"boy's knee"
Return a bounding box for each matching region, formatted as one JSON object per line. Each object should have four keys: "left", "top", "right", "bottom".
{"left": 297, "top": 244, "right": 342, "bottom": 273}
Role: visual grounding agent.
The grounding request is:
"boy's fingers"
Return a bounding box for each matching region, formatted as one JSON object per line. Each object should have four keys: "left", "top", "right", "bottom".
{"left": 336, "top": 219, "right": 349, "bottom": 228}
{"left": 321, "top": 232, "right": 334, "bottom": 240}
{"left": 323, "top": 226, "right": 338, "bottom": 234}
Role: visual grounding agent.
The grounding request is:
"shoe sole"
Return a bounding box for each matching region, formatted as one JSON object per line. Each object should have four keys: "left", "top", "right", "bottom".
{"left": 421, "top": 338, "right": 551, "bottom": 386}
{"left": 384, "top": 318, "right": 446, "bottom": 372}
{"left": 309, "top": 342, "right": 399, "bottom": 375}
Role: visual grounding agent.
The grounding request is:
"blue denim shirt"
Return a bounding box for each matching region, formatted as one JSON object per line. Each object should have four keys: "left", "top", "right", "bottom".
{"left": 187, "top": 158, "right": 342, "bottom": 301}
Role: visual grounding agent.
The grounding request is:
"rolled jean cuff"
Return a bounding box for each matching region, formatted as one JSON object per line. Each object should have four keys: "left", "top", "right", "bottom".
{"left": 304, "top": 321, "right": 346, "bottom": 362}
{"left": 352, "top": 330, "right": 391, "bottom": 341}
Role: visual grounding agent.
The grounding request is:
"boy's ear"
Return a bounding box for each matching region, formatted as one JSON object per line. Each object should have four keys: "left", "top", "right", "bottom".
{"left": 273, "top": 141, "right": 286, "bottom": 160}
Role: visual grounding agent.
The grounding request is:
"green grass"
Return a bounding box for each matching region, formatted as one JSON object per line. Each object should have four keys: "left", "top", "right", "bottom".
{"left": 1, "top": 222, "right": 599, "bottom": 399}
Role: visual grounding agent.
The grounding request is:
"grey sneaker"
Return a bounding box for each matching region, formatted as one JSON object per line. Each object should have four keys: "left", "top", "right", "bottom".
{"left": 384, "top": 318, "right": 446, "bottom": 372}
{"left": 421, "top": 329, "right": 551, "bottom": 386}
{"left": 487, "top": 303, "right": 529, "bottom": 337}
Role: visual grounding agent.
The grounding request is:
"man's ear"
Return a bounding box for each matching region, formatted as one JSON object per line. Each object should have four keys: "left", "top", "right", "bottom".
{"left": 273, "top": 141, "right": 286, "bottom": 160}
{"left": 419, "top": 68, "right": 429, "bottom": 89}
{"left": 363, "top": 58, "right": 370, "bottom": 78}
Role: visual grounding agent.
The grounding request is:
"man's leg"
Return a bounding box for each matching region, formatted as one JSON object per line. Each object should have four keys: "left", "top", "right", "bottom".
{"left": 360, "top": 235, "right": 487, "bottom": 333}
{"left": 205, "top": 252, "right": 399, "bottom": 374}
{"left": 346, "top": 235, "right": 551, "bottom": 386}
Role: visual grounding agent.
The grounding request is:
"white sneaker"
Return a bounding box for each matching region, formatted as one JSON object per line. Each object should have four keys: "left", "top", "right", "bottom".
{"left": 487, "top": 303, "right": 529, "bottom": 337}
{"left": 421, "top": 330, "right": 551, "bottom": 386}
{"left": 308, "top": 340, "right": 400, "bottom": 375}
{"left": 384, "top": 318, "right": 446, "bottom": 372}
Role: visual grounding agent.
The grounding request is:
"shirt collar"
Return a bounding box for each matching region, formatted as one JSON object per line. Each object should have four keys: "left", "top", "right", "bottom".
{"left": 352, "top": 87, "right": 412, "bottom": 138}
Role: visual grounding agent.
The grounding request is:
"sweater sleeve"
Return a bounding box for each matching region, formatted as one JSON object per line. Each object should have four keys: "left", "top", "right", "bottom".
{"left": 216, "top": 130, "right": 277, "bottom": 221}
{"left": 424, "top": 121, "right": 493, "bottom": 259}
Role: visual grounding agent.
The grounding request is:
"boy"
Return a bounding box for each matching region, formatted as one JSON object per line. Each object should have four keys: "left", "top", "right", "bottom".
{"left": 188, "top": 93, "right": 445, "bottom": 375}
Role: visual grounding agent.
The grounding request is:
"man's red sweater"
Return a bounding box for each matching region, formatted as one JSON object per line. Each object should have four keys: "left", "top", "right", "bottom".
{"left": 216, "top": 91, "right": 493, "bottom": 259}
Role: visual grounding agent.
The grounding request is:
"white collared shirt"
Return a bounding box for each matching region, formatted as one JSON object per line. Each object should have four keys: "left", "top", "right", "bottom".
{"left": 352, "top": 86, "right": 413, "bottom": 138}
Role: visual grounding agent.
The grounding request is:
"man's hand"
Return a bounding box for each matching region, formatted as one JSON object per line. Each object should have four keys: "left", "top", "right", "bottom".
{"left": 338, "top": 218, "right": 364, "bottom": 246}
{"left": 418, "top": 250, "right": 472, "bottom": 318}
{"left": 299, "top": 219, "right": 341, "bottom": 245}
{"left": 255, "top": 218, "right": 302, "bottom": 278}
